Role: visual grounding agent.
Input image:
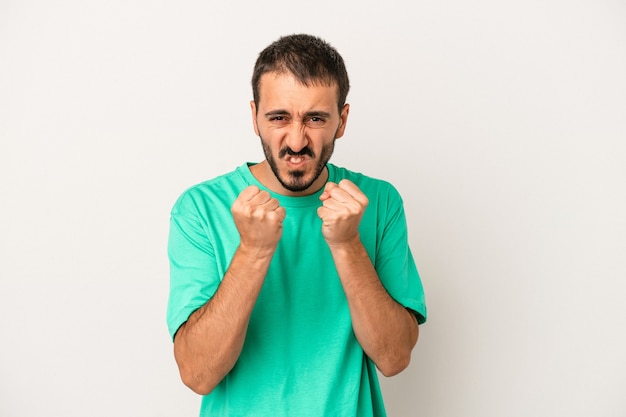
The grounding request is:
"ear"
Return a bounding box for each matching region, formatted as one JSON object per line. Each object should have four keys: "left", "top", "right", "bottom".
{"left": 250, "top": 100, "right": 260, "bottom": 136}
{"left": 334, "top": 103, "right": 350, "bottom": 139}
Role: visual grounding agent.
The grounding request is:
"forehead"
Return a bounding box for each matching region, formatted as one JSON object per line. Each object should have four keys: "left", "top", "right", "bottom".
{"left": 257, "top": 72, "right": 339, "bottom": 111}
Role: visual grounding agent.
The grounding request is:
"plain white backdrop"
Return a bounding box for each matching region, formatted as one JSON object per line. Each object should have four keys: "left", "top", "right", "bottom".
{"left": 1, "top": 1, "right": 625, "bottom": 416}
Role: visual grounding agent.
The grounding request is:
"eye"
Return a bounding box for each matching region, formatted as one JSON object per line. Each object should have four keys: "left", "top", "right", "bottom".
{"left": 268, "top": 115, "right": 290, "bottom": 126}
{"left": 305, "top": 116, "right": 327, "bottom": 128}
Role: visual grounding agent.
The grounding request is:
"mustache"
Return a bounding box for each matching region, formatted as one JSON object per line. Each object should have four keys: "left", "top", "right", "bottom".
{"left": 279, "top": 147, "right": 314, "bottom": 158}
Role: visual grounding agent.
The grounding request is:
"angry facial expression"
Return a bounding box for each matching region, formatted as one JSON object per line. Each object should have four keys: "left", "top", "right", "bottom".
{"left": 251, "top": 72, "right": 349, "bottom": 196}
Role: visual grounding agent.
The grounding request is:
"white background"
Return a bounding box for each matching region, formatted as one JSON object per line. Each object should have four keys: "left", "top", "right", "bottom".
{"left": 1, "top": 1, "right": 625, "bottom": 416}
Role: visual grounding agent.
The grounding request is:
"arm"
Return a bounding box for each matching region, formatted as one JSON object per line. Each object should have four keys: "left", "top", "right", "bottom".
{"left": 318, "top": 180, "right": 419, "bottom": 376}
{"left": 173, "top": 186, "right": 285, "bottom": 395}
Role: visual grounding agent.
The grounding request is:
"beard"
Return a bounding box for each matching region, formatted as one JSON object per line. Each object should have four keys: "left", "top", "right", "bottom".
{"left": 261, "top": 137, "right": 335, "bottom": 193}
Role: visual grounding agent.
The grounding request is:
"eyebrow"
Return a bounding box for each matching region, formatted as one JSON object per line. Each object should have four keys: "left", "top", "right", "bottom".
{"left": 304, "top": 111, "right": 332, "bottom": 119}
{"left": 264, "top": 110, "right": 290, "bottom": 118}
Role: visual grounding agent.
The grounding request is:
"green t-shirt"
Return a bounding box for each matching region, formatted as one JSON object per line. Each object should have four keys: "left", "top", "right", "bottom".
{"left": 167, "top": 163, "right": 427, "bottom": 417}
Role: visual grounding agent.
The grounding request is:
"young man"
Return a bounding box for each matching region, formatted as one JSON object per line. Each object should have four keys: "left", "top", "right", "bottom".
{"left": 167, "top": 33, "right": 427, "bottom": 416}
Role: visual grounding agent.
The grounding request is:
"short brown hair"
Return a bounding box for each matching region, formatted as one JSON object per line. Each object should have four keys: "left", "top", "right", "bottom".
{"left": 251, "top": 34, "right": 350, "bottom": 112}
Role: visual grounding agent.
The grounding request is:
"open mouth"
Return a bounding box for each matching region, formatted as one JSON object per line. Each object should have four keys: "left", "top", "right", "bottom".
{"left": 287, "top": 156, "right": 306, "bottom": 164}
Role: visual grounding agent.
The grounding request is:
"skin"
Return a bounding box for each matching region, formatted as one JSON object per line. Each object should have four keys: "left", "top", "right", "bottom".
{"left": 250, "top": 71, "right": 348, "bottom": 196}
{"left": 173, "top": 72, "right": 419, "bottom": 395}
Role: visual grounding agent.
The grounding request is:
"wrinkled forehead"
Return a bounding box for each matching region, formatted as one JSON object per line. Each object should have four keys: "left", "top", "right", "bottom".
{"left": 257, "top": 70, "right": 339, "bottom": 104}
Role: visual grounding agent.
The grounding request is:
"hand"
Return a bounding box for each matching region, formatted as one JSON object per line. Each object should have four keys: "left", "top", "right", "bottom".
{"left": 317, "top": 180, "right": 368, "bottom": 246}
{"left": 231, "top": 186, "right": 286, "bottom": 255}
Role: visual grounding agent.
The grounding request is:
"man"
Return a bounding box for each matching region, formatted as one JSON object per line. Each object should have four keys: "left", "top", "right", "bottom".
{"left": 167, "top": 33, "right": 427, "bottom": 416}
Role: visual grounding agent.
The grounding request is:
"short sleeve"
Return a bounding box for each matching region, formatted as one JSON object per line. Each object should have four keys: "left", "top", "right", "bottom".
{"left": 166, "top": 193, "right": 221, "bottom": 340}
{"left": 374, "top": 187, "right": 427, "bottom": 324}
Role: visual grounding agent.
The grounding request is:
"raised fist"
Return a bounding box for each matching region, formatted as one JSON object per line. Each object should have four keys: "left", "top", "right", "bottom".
{"left": 317, "top": 180, "right": 368, "bottom": 246}
{"left": 231, "top": 186, "right": 286, "bottom": 255}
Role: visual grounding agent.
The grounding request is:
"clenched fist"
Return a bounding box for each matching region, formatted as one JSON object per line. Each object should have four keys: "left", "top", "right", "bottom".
{"left": 231, "top": 186, "right": 286, "bottom": 256}
{"left": 317, "top": 179, "right": 368, "bottom": 246}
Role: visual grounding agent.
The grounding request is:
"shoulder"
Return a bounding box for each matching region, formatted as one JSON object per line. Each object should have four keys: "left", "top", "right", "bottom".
{"left": 328, "top": 164, "right": 403, "bottom": 203}
{"left": 171, "top": 165, "right": 249, "bottom": 216}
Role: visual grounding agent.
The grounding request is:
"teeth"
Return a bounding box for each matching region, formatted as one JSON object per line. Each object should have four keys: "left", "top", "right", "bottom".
{"left": 290, "top": 157, "right": 303, "bottom": 163}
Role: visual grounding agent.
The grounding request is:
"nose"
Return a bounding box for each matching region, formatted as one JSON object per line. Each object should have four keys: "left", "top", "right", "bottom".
{"left": 284, "top": 122, "right": 308, "bottom": 153}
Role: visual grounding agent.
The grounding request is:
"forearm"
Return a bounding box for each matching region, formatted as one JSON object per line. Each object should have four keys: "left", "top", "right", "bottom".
{"left": 329, "top": 236, "right": 419, "bottom": 377}
{"left": 173, "top": 246, "right": 273, "bottom": 394}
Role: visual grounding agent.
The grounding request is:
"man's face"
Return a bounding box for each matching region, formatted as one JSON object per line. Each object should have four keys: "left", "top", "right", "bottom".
{"left": 251, "top": 72, "right": 349, "bottom": 195}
